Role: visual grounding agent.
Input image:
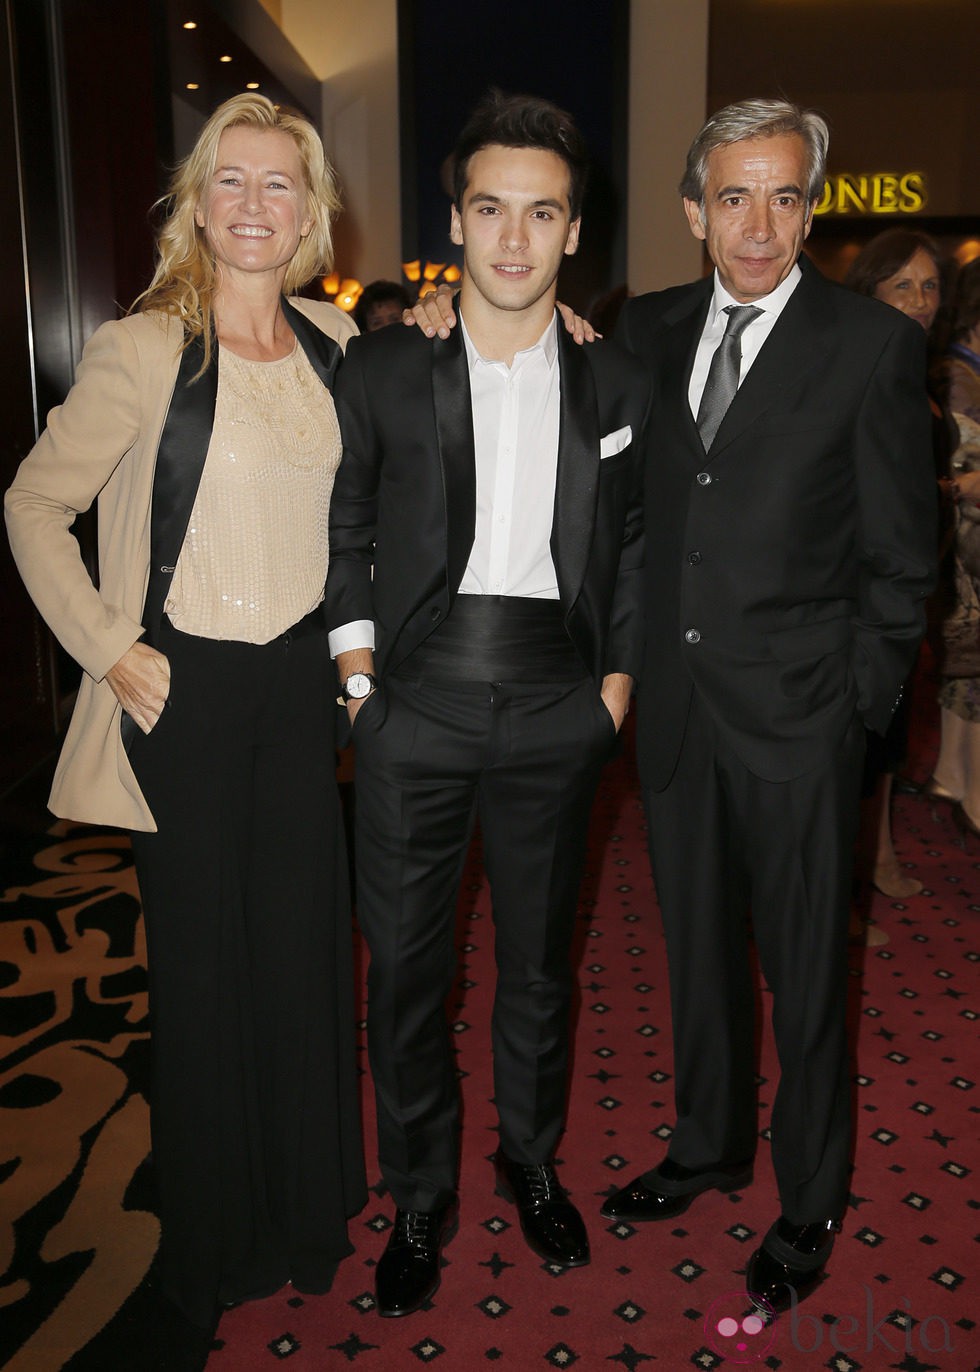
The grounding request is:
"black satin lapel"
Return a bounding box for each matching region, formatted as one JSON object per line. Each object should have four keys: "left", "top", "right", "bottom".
{"left": 431, "top": 327, "right": 476, "bottom": 596}
{"left": 282, "top": 296, "right": 342, "bottom": 388}
{"left": 552, "top": 327, "right": 599, "bottom": 607}
{"left": 661, "top": 292, "right": 710, "bottom": 460}
{"left": 142, "top": 334, "right": 217, "bottom": 641}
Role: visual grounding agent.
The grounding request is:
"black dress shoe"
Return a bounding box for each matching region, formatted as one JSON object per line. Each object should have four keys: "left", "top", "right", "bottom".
{"left": 375, "top": 1203, "right": 457, "bottom": 1317}
{"left": 600, "top": 1156, "right": 753, "bottom": 1221}
{"left": 746, "top": 1216, "right": 839, "bottom": 1314}
{"left": 493, "top": 1148, "right": 590, "bottom": 1267}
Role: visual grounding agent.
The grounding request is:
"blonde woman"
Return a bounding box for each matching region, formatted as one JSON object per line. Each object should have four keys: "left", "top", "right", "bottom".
{"left": 5, "top": 95, "right": 366, "bottom": 1358}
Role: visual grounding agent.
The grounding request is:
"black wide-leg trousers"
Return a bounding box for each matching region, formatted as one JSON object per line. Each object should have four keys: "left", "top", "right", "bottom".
{"left": 129, "top": 623, "right": 366, "bottom": 1327}
{"left": 644, "top": 691, "right": 864, "bottom": 1224}
{"left": 351, "top": 674, "right": 615, "bottom": 1213}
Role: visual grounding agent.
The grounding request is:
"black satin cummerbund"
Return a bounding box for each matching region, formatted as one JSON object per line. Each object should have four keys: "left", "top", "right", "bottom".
{"left": 399, "top": 594, "right": 587, "bottom": 683}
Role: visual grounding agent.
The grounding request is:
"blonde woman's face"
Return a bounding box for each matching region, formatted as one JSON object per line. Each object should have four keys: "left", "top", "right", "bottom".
{"left": 195, "top": 126, "right": 312, "bottom": 285}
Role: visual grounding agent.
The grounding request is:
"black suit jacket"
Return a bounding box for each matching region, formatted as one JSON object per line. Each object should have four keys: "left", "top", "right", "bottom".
{"left": 325, "top": 315, "right": 650, "bottom": 685}
{"left": 619, "top": 256, "right": 937, "bottom": 788}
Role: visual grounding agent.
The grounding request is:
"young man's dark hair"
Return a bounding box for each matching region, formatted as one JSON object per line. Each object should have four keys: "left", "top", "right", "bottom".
{"left": 451, "top": 89, "right": 590, "bottom": 221}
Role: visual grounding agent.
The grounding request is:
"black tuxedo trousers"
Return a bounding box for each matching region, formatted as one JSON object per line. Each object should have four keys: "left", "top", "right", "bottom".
{"left": 645, "top": 691, "right": 864, "bottom": 1223}
{"left": 351, "top": 672, "right": 617, "bottom": 1212}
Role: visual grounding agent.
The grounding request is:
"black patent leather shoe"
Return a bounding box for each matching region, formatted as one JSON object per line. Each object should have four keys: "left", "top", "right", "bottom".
{"left": 493, "top": 1149, "right": 590, "bottom": 1267}
{"left": 375, "top": 1203, "right": 457, "bottom": 1317}
{"left": 600, "top": 1156, "right": 753, "bottom": 1221}
{"left": 746, "top": 1216, "right": 840, "bottom": 1314}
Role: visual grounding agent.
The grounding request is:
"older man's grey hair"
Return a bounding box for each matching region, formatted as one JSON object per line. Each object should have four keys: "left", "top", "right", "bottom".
{"left": 680, "top": 98, "right": 829, "bottom": 208}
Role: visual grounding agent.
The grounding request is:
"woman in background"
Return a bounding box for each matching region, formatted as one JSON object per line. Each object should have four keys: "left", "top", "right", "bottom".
{"left": 945, "top": 258, "right": 980, "bottom": 425}
{"left": 844, "top": 229, "right": 955, "bottom": 912}
{"left": 5, "top": 94, "right": 366, "bottom": 1366}
{"left": 928, "top": 257, "right": 980, "bottom": 835}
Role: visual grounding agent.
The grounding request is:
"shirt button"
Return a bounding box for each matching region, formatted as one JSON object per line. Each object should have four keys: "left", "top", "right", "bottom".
{"left": 696, "top": 471, "right": 712, "bottom": 486}
{"left": 688, "top": 551, "right": 702, "bottom": 565}
{"left": 685, "top": 628, "right": 701, "bottom": 644}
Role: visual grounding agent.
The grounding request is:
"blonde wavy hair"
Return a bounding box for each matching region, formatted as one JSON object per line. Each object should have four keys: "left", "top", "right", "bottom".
{"left": 133, "top": 93, "right": 341, "bottom": 370}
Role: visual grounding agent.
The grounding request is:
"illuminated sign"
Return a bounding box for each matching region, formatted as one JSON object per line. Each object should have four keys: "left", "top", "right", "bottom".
{"left": 814, "top": 173, "right": 927, "bottom": 217}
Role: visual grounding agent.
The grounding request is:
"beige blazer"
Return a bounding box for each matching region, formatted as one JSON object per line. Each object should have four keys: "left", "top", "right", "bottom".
{"left": 4, "top": 298, "right": 357, "bottom": 831}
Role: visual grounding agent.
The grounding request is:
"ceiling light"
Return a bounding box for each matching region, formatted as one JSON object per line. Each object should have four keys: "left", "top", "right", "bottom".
{"left": 183, "top": 21, "right": 197, "bottom": 29}
{"left": 186, "top": 82, "right": 199, "bottom": 90}
{"left": 220, "top": 54, "right": 232, "bottom": 63}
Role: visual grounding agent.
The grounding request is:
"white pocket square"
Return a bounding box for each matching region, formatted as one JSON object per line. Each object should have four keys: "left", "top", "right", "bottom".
{"left": 600, "top": 425, "right": 632, "bottom": 458}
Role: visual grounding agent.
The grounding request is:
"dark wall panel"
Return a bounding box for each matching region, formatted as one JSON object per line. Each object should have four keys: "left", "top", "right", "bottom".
{"left": 1, "top": 0, "right": 165, "bottom": 793}
{"left": 1, "top": 1, "right": 53, "bottom": 789}
{"left": 708, "top": 0, "right": 980, "bottom": 230}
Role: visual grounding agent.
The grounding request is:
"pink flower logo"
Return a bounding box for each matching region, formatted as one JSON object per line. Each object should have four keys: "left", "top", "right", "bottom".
{"left": 704, "top": 1291, "right": 778, "bottom": 1363}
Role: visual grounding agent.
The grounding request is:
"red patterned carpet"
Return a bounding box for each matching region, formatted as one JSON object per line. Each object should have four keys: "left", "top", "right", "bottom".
{"left": 1, "top": 671, "right": 978, "bottom": 1371}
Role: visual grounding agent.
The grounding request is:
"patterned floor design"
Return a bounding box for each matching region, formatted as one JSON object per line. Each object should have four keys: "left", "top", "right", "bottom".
{"left": 1, "top": 699, "right": 978, "bottom": 1370}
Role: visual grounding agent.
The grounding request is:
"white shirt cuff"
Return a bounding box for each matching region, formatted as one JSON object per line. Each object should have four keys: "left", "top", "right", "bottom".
{"left": 328, "top": 620, "right": 376, "bottom": 659}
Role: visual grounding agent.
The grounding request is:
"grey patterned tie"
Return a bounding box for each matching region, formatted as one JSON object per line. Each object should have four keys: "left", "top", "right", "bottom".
{"left": 696, "top": 304, "right": 763, "bottom": 451}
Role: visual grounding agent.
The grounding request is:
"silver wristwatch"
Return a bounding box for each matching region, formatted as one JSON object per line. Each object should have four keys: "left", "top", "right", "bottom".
{"left": 340, "top": 671, "right": 378, "bottom": 704}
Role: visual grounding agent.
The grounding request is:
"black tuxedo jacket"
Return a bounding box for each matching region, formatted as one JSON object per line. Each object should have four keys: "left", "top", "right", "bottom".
{"left": 619, "top": 256, "right": 937, "bottom": 788}
{"left": 325, "top": 315, "right": 650, "bottom": 685}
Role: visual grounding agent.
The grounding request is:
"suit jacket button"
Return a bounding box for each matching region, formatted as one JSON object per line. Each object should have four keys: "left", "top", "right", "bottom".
{"left": 688, "top": 550, "right": 702, "bottom": 565}
{"left": 685, "top": 628, "right": 701, "bottom": 644}
{"left": 696, "top": 471, "right": 712, "bottom": 486}
{"left": 430, "top": 606, "right": 442, "bottom": 620}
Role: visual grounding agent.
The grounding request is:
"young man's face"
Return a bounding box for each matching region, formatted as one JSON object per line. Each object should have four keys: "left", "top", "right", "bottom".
{"left": 450, "top": 144, "right": 580, "bottom": 318}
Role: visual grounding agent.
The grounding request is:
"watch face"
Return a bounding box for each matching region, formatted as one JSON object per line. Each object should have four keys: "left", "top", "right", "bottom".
{"left": 347, "top": 673, "right": 373, "bottom": 699}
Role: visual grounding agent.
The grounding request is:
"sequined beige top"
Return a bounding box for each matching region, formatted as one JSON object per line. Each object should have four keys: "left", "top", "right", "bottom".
{"left": 166, "top": 341, "right": 342, "bottom": 644}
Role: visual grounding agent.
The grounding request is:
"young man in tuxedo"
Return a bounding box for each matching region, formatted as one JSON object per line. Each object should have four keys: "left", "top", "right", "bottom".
{"left": 325, "top": 91, "right": 649, "bottom": 1317}
{"left": 601, "top": 99, "right": 936, "bottom": 1315}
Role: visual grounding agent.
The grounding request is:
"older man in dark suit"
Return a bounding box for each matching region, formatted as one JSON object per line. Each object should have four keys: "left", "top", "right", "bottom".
{"left": 601, "top": 99, "right": 936, "bottom": 1314}
{"left": 325, "top": 91, "right": 649, "bottom": 1317}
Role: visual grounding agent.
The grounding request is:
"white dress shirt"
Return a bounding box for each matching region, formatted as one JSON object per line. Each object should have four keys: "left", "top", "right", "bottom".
{"left": 457, "top": 313, "right": 561, "bottom": 599}
{"left": 329, "top": 313, "right": 563, "bottom": 658}
{"left": 687, "top": 264, "right": 802, "bottom": 420}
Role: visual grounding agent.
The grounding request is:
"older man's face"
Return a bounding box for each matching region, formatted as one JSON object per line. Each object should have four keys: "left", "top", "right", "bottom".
{"left": 684, "top": 133, "right": 815, "bottom": 302}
